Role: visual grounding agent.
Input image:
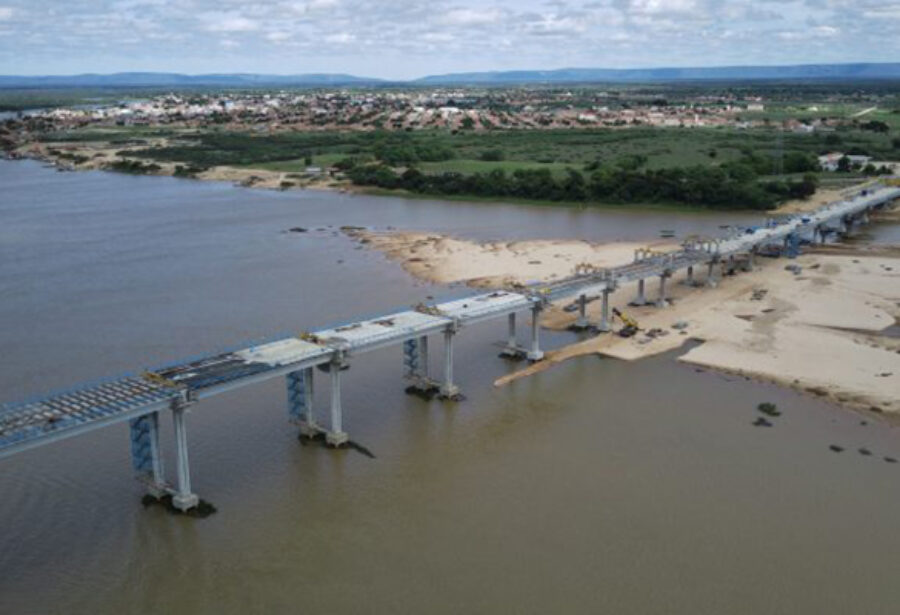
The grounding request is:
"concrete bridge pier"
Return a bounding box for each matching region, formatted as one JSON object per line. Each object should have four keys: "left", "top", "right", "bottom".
{"left": 598, "top": 289, "right": 612, "bottom": 332}
{"left": 499, "top": 312, "right": 525, "bottom": 358}
{"left": 439, "top": 326, "right": 462, "bottom": 400}
{"left": 572, "top": 295, "right": 590, "bottom": 330}
{"left": 171, "top": 398, "right": 199, "bottom": 512}
{"left": 287, "top": 367, "right": 317, "bottom": 438}
{"left": 403, "top": 337, "right": 437, "bottom": 394}
{"left": 784, "top": 233, "right": 800, "bottom": 258}
{"left": 685, "top": 266, "right": 695, "bottom": 286}
{"left": 656, "top": 274, "right": 670, "bottom": 307}
{"left": 326, "top": 354, "right": 349, "bottom": 447}
{"left": 744, "top": 250, "right": 755, "bottom": 272}
{"left": 129, "top": 411, "right": 166, "bottom": 499}
{"left": 527, "top": 305, "right": 545, "bottom": 362}
{"left": 706, "top": 261, "right": 719, "bottom": 288}
{"left": 631, "top": 278, "right": 648, "bottom": 306}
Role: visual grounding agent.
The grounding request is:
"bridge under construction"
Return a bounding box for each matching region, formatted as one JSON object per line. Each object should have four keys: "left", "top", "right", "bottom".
{"left": 2, "top": 183, "right": 898, "bottom": 512}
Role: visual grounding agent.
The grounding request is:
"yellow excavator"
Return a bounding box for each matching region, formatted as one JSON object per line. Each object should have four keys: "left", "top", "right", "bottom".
{"left": 611, "top": 307, "right": 640, "bottom": 338}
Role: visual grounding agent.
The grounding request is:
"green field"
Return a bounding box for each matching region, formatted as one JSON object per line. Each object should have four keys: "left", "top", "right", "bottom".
{"left": 417, "top": 159, "right": 572, "bottom": 176}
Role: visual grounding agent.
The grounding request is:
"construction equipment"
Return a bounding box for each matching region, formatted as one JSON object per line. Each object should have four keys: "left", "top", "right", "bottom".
{"left": 611, "top": 307, "right": 640, "bottom": 338}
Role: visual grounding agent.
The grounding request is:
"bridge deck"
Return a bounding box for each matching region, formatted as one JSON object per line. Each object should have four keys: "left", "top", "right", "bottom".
{"left": 1, "top": 183, "right": 898, "bottom": 460}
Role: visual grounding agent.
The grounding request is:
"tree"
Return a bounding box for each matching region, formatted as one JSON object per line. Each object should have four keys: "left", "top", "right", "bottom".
{"left": 861, "top": 120, "right": 889, "bottom": 133}
{"left": 837, "top": 156, "right": 852, "bottom": 173}
{"left": 783, "top": 152, "right": 817, "bottom": 174}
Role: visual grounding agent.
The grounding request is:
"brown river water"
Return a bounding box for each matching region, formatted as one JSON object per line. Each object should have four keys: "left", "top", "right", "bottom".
{"left": 2, "top": 160, "right": 900, "bottom": 614}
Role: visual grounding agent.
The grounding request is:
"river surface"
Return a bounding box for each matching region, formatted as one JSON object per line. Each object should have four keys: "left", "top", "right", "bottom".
{"left": 2, "top": 160, "right": 900, "bottom": 614}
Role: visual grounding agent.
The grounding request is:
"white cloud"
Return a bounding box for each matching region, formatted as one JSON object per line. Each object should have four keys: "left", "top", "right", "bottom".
{"left": 421, "top": 32, "right": 454, "bottom": 42}
{"left": 439, "top": 8, "right": 503, "bottom": 26}
{"left": 324, "top": 32, "right": 355, "bottom": 43}
{"left": 199, "top": 12, "right": 259, "bottom": 32}
{"left": 627, "top": 0, "right": 697, "bottom": 15}
{"left": 862, "top": 5, "right": 900, "bottom": 18}
{"left": 3, "top": 0, "right": 899, "bottom": 78}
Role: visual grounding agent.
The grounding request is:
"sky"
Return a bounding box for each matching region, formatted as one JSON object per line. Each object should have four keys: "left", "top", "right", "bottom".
{"left": 0, "top": 0, "right": 898, "bottom": 79}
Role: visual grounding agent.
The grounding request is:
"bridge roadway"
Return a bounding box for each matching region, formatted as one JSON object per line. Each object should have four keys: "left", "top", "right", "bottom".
{"left": 2, "top": 182, "right": 898, "bottom": 511}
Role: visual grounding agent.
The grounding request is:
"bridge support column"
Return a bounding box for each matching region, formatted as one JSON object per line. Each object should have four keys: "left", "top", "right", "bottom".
{"left": 656, "top": 275, "right": 669, "bottom": 307}
{"left": 572, "top": 295, "right": 590, "bottom": 330}
{"left": 598, "top": 289, "right": 611, "bottom": 332}
{"left": 631, "top": 278, "right": 647, "bottom": 306}
{"left": 326, "top": 356, "right": 349, "bottom": 447}
{"left": 440, "top": 327, "right": 461, "bottom": 400}
{"left": 706, "top": 261, "right": 718, "bottom": 288}
{"left": 744, "top": 250, "right": 755, "bottom": 272}
{"left": 287, "top": 368, "right": 317, "bottom": 438}
{"left": 527, "top": 305, "right": 544, "bottom": 361}
{"left": 129, "top": 411, "right": 166, "bottom": 498}
{"left": 404, "top": 337, "right": 437, "bottom": 394}
{"left": 171, "top": 401, "right": 199, "bottom": 512}
{"left": 500, "top": 312, "right": 523, "bottom": 358}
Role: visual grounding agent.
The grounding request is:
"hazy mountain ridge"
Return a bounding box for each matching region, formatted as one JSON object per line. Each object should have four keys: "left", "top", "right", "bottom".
{"left": 1, "top": 63, "right": 899, "bottom": 88}
{"left": 415, "top": 63, "right": 900, "bottom": 84}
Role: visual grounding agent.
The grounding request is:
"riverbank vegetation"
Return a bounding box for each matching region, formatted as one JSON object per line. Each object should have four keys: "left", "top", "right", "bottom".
{"left": 17, "top": 104, "right": 898, "bottom": 210}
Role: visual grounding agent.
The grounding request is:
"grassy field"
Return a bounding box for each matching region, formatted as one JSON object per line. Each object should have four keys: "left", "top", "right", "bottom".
{"left": 237, "top": 153, "right": 347, "bottom": 171}
{"left": 417, "top": 159, "right": 572, "bottom": 176}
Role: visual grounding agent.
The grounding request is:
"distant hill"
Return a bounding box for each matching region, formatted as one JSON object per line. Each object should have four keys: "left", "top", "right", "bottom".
{"left": 415, "top": 63, "right": 900, "bottom": 84}
{"left": 0, "top": 72, "right": 383, "bottom": 88}
{"left": 2, "top": 64, "right": 899, "bottom": 89}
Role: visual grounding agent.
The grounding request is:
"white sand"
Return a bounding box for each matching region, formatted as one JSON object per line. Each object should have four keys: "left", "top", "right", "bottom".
{"left": 352, "top": 229, "right": 900, "bottom": 414}
{"left": 350, "top": 230, "right": 678, "bottom": 288}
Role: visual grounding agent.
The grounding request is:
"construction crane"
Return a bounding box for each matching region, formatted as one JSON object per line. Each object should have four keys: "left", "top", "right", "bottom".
{"left": 611, "top": 307, "right": 640, "bottom": 338}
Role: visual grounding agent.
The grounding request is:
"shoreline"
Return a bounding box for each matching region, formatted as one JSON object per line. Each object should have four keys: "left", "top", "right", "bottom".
{"left": 5, "top": 137, "right": 858, "bottom": 216}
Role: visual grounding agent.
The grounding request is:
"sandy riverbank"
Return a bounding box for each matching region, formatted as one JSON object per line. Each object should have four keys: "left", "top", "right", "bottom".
{"left": 348, "top": 230, "right": 679, "bottom": 288}
{"left": 13, "top": 140, "right": 345, "bottom": 192}
{"left": 503, "top": 250, "right": 900, "bottom": 415}
{"left": 349, "top": 228, "right": 900, "bottom": 415}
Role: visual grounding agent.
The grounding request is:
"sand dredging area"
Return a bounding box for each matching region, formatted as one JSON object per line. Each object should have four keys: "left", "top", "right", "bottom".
{"left": 347, "top": 223, "right": 900, "bottom": 416}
